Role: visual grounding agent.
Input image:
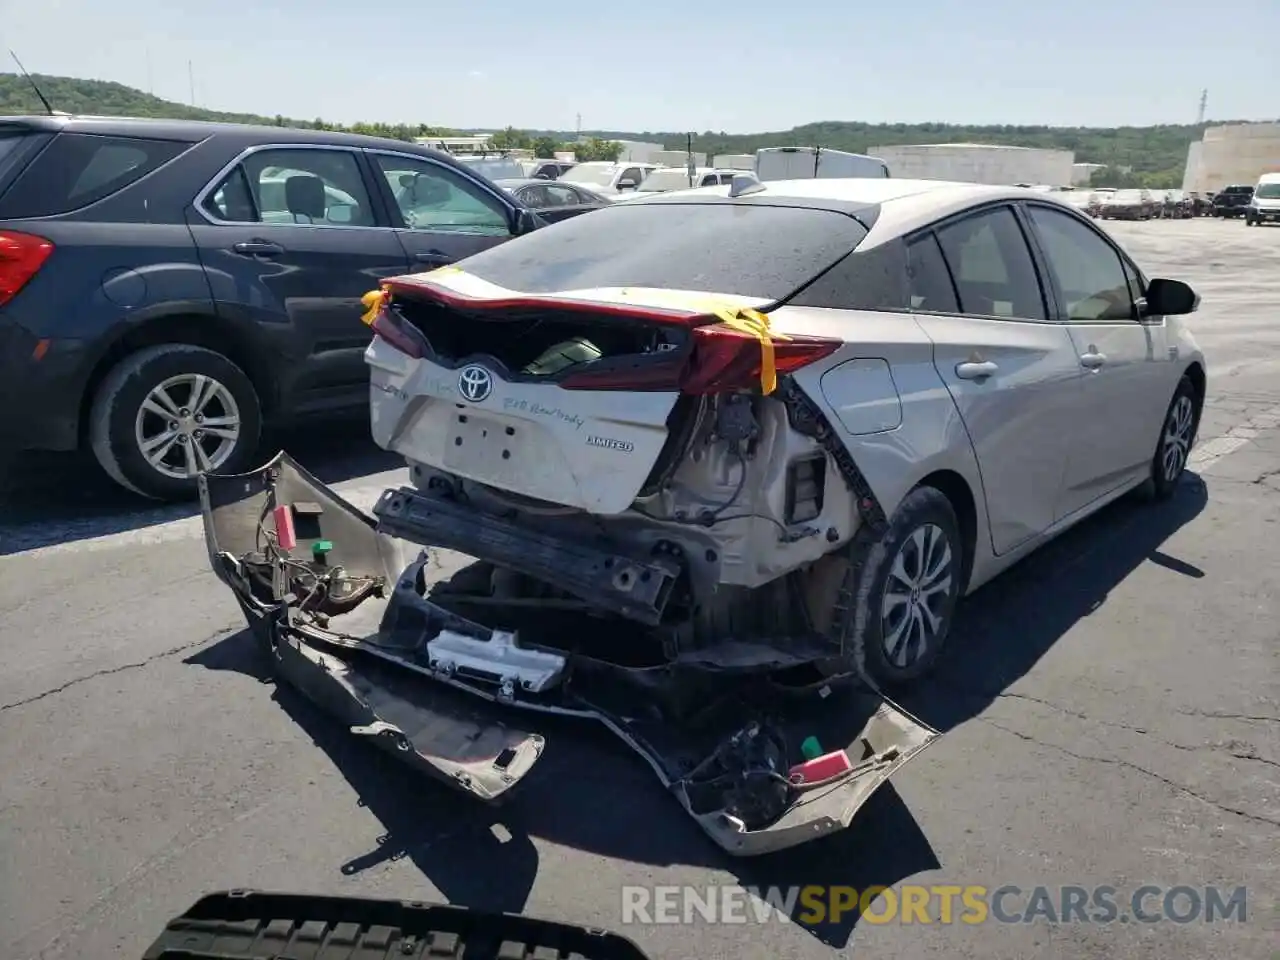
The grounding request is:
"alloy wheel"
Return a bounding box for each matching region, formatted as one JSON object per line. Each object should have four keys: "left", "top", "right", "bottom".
{"left": 133, "top": 373, "right": 242, "bottom": 479}
{"left": 880, "top": 523, "right": 954, "bottom": 670}
{"left": 1162, "top": 395, "right": 1195, "bottom": 483}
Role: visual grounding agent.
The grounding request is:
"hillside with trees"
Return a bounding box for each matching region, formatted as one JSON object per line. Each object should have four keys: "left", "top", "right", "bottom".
{"left": 1, "top": 72, "right": 1220, "bottom": 186}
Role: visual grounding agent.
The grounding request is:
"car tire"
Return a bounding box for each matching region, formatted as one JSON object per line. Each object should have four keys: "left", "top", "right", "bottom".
{"left": 89, "top": 343, "right": 262, "bottom": 501}
{"left": 835, "top": 485, "right": 965, "bottom": 690}
{"left": 1138, "top": 375, "right": 1199, "bottom": 502}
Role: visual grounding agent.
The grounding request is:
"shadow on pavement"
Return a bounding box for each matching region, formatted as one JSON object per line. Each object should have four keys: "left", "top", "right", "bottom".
{"left": 0, "top": 416, "right": 399, "bottom": 556}
{"left": 188, "top": 630, "right": 938, "bottom": 948}
{"left": 183, "top": 474, "right": 1209, "bottom": 948}
{"left": 896, "top": 475, "right": 1209, "bottom": 733}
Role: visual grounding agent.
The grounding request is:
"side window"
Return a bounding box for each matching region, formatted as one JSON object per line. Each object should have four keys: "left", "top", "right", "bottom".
{"left": 0, "top": 133, "right": 190, "bottom": 219}
{"left": 935, "top": 206, "right": 1047, "bottom": 321}
{"left": 203, "top": 148, "right": 376, "bottom": 226}
{"left": 1025, "top": 205, "right": 1134, "bottom": 322}
{"left": 700, "top": 174, "right": 720, "bottom": 187}
{"left": 542, "top": 184, "right": 581, "bottom": 206}
{"left": 518, "top": 185, "right": 552, "bottom": 209}
{"left": 1122, "top": 257, "right": 1145, "bottom": 304}
{"left": 621, "top": 166, "right": 644, "bottom": 185}
{"left": 372, "top": 153, "right": 510, "bottom": 236}
{"left": 906, "top": 233, "right": 960, "bottom": 313}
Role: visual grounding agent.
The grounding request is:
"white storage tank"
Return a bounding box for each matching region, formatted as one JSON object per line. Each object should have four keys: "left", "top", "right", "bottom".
{"left": 866, "top": 143, "right": 1075, "bottom": 186}
{"left": 1184, "top": 123, "right": 1280, "bottom": 193}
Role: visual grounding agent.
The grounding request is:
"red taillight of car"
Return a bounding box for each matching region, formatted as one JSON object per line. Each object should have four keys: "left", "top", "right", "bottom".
{"left": 0, "top": 231, "right": 54, "bottom": 307}
{"left": 559, "top": 322, "right": 841, "bottom": 394}
{"left": 370, "top": 310, "right": 426, "bottom": 360}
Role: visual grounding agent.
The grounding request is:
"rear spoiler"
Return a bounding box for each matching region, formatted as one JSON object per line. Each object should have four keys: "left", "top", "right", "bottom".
{"left": 141, "top": 891, "right": 652, "bottom": 960}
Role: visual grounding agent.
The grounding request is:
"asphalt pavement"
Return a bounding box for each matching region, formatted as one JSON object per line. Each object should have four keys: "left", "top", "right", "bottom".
{"left": 0, "top": 218, "right": 1276, "bottom": 960}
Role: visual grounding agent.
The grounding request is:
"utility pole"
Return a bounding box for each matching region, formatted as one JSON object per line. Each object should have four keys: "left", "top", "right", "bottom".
{"left": 188, "top": 60, "right": 195, "bottom": 107}
{"left": 1197, "top": 89, "right": 1207, "bottom": 125}
{"left": 146, "top": 50, "right": 153, "bottom": 95}
{"left": 575, "top": 113, "right": 582, "bottom": 140}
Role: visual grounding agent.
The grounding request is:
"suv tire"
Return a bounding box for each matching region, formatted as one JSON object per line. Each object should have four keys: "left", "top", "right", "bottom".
{"left": 89, "top": 344, "right": 262, "bottom": 501}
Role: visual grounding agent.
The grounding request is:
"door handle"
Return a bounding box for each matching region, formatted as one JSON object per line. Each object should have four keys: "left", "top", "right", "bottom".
{"left": 413, "top": 250, "right": 453, "bottom": 265}
{"left": 955, "top": 360, "right": 999, "bottom": 380}
{"left": 1080, "top": 351, "right": 1107, "bottom": 369}
{"left": 232, "top": 240, "right": 284, "bottom": 257}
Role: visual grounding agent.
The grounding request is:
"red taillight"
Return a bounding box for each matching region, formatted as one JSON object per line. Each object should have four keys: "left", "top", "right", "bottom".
{"left": 559, "top": 323, "right": 841, "bottom": 394}
{"left": 370, "top": 310, "right": 426, "bottom": 360}
{"left": 0, "top": 231, "right": 54, "bottom": 307}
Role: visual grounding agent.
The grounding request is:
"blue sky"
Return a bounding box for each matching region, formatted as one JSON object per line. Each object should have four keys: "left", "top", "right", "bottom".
{"left": 1, "top": 0, "right": 1275, "bottom": 132}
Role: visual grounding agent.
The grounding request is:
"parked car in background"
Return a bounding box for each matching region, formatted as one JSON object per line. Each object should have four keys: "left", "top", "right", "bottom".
{"left": 627, "top": 166, "right": 746, "bottom": 195}
{"left": 1211, "top": 184, "right": 1254, "bottom": 218}
{"left": 1099, "top": 189, "right": 1155, "bottom": 220}
{"left": 494, "top": 178, "right": 612, "bottom": 222}
{"left": 357, "top": 177, "right": 1205, "bottom": 687}
{"left": 519, "top": 159, "right": 576, "bottom": 180}
{"left": 0, "top": 115, "right": 551, "bottom": 500}
{"left": 454, "top": 154, "right": 527, "bottom": 181}
{"left": 1244, "top": 173, "right": 1280, "bottom": 226}
{"left": 558, "top": 160, "right": 660, "bottom": 195}
{"left": 1156, "top": 190, "right": 1192, "bottom": 219}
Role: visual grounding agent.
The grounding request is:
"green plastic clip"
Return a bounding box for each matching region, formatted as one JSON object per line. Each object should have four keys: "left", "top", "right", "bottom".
{"left": 800, "top": 736, "right": 823, "bottom": 760}
{"left": 312, "top": 539, "right": 334, "bottom": 559}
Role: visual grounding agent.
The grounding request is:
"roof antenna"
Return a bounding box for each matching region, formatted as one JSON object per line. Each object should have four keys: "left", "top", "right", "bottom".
{"left": 8, "top": 50, "right": 55, "bottom": 115}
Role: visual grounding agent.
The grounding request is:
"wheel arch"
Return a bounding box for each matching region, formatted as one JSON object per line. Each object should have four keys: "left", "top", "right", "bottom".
{"left": 1182, "top": 360, "right": 1206, "bottom": 418}
{"left": 78, "top": 310, "right": 277, "bottom": 446}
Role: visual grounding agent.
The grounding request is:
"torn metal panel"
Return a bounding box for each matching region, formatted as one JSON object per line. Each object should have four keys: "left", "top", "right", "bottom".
{"left": 199, "top": 453, "right": 941, "bottom": 856}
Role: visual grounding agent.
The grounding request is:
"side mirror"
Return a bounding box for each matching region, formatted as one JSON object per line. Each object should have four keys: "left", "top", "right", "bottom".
{"left": 1143, "top": 278, "right": 1199, "bottom": 317}
{"left": 617, "top": 178, "right": 638, "bottom": 190}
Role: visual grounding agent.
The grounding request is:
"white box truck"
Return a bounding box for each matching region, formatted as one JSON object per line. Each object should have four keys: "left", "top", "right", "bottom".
{"left": 754, "top": 146, "right": 890, "bottom": 181}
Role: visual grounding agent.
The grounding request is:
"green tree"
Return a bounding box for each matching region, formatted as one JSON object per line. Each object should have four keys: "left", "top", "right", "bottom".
{"left": 490, "top": 126, "right": 531, "bottom": 150}
{"left": 574, "top": 137, "right": 623, "bottom": 162}
{"left": 532, "top": 136, "right": 558, "bottom": 159}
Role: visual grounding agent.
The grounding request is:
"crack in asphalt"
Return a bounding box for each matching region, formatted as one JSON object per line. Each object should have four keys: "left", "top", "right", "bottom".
{"left": 984, "top": 690, "right": 1280, "bottom": 769}
{"left": 978, "top": 717, "right": 1280, "bottom": 829}
{"left": 940, "top": 684, "right": 1278, "bottom": 769}
{"left": 0, "top": 625, "right": 239, "bottom": 714}
{"left": 1176, "top": 709, "right": 1280, "bottom": 725}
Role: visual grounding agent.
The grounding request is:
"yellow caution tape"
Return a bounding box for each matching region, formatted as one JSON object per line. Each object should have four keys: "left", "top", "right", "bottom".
{"left": 360, "top": 287, "right": 388, "bottom": 326}
{"left": 709, "top": 305, "right": 790, "bottom": 395}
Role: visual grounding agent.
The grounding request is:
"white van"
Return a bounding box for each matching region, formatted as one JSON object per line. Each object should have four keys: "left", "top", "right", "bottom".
{"left": 754, "top": 146, "right": 890, "bottom": 181}
{"left": 1245, "top": 172, "right": 1280, "bottom": 226}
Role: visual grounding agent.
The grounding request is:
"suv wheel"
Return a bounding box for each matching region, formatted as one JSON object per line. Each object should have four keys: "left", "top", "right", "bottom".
{"left": 89, "top": 344, "right": 262, "bottom": 501}
{"left": 834, "top": 485, "right": 965, "bottom": 689}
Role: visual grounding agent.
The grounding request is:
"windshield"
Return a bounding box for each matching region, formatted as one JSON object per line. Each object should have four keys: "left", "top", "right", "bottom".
{"left": 455, "top": 202, "right": 868, "bottom": 301}
{"left": 457, "top": 157, "right": 525, "bottom": 180}
{"left": 635, "top": 168, "right": 699, "bottom": 193}
{"left": 560, "top": 164, "right": 617, "bottom": 188}
{"left": 1255, "top": 183, "right": 1280, "bottom": 199}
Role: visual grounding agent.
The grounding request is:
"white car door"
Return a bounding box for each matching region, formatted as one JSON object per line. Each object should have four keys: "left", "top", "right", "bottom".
{"left": 909, "top": 204, "right": 1086, "bottom": 556}
{"left": 1022, "top": 202, "right": 1172, "bottom": 517}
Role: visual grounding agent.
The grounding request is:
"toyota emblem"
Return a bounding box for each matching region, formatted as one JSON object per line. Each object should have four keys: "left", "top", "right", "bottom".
{"left": 458, "top": 365, "right": 494, "bottom": 403}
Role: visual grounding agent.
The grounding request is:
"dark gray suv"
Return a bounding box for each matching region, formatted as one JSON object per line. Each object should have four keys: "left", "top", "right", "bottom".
{"left": 0, "top": 115, "right": 573, "bottom": 500}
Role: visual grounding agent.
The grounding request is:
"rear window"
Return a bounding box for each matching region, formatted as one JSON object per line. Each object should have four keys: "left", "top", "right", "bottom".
{"left": 456, "top": 201, "right": 869, "bottom": 301}
{"left": 0, "top": 133, "right": 191, "bottom": 219}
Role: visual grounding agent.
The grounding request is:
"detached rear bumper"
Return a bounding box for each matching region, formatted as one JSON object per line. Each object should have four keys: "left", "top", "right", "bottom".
{"left": 199, "top": 452, "right": 940, "bottom": 857}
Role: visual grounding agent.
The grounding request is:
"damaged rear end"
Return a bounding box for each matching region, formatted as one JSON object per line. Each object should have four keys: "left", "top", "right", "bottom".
{"left": 200, "top": 196, "right": 941, "bottom": 855}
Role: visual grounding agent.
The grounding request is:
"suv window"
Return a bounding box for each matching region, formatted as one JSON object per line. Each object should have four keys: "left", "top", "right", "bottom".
{"left": 203, "top": 148, "right": 376, "bottom": 226}
{"left": 620, "top": 167, "right": 644, "bottom": 186}
{"left": 0, "top": 133, "right": 190, "bottom": 219}
{"left": 935, "top": 206, "right": 1047, "bottom": 320}
{"left": 906, "top": 233, "right": 960, "bottom": 313}
{"left": 372, "top": 153, "right": 510, "bottom": 236}
{"left": 1026, "top": 205, "right": 1133, "bottom": 322}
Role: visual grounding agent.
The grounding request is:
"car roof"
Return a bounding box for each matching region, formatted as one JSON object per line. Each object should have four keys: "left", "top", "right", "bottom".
{"left": 0, "top": 114, "right": 456, "bottom": 154}
{"left": 622, "top": 177, "right": 1084, "bottom": 244}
